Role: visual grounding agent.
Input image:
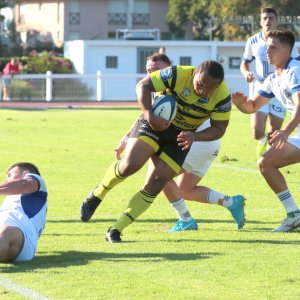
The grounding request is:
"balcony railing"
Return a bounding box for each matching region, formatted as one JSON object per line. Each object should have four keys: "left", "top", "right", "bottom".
{"left": 108, "top": 13, "right": 126, "bottom": 25}
{"left": 132, "top": 13, "right": 149, "bottom": 25}
{"left": 69, "top": 12, "right": 80, "bottom": 25}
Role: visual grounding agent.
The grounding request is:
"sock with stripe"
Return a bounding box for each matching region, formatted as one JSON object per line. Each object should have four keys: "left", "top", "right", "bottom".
{"left": 111, "top": 189, "right": 156, "bottom": 232}
{"left": 277, "top": 189, "right": 300, "bottom": 217}
{"left": 170, "top": 198, "right": 192, "bottom": 222}
{"left": 207, "top": 190, "right": 233, "bottom": 208}
{"left": 259, "top": 134, "right": 267, "bottom": 144}
{"left": 93, "top": 161, "right": 126, "bottom": 200}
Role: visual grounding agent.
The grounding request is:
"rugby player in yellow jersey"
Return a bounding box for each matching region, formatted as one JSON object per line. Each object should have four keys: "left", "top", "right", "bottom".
{"left": 113, "top": 53, "right": 246, "bottom": 232}
{"left": 81, "top": 59, "right": 232, "bottom": 243}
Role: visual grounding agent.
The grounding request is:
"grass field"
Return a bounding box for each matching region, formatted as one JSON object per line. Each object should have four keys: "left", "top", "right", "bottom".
{"left": 0, "top": 106, "right": 300, "bottom": 300}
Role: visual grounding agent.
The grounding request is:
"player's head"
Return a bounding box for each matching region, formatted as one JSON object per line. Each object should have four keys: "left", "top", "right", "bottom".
{"left": 158, "top": 47, "right": 166, "bottom": 54}
{"left": 193, "top": 60, "right": 224, "bottom": 97}
{"left": 146, "top": 53, "right": 171, "bottom": 74}
{"left": 266, "top": 29, "right": 295, "bottom": 65}
{"left": 5, "top": 162, "right": 40, "bottom": 182}
{"left": 260, "top": 8, "right": 278, "bottom": 33}
{"left": 11, "top": 57, "right": 17, "bottom": 65}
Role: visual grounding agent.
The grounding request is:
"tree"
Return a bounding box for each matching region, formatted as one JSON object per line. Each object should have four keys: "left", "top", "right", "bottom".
{"left": 167, "top": 0, "right": 300, "bottom": 41}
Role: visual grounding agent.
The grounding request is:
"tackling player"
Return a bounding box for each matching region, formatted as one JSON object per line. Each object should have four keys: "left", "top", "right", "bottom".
{"left": 233, "top": 29, "right": 300, "bottom": 232}
{"left": 240, "top": 7, "right": 300, "bottom": 158}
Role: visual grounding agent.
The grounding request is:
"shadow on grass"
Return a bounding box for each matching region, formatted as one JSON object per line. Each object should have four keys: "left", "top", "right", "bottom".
{"left": 0, "top": 250, "right": 221, "bottom": 272}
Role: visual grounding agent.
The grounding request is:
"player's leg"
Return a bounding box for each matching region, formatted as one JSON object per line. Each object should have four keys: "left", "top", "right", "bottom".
{"left": 105, "top": 156, "right": 178, "bottom": 243}
{"left": 80, "top": 138, "right": 155, "bottom": 222}
{"left": 80, "top": 115, "right": 158, "bottom": 222}
{"left": 251, "top": 110, "right": 268, "bottom": 158}
{"left": 0, "top": 226, "right": 24, "bottom": 262}
{"left": 257, "top": 140, "right": 300, "bottom": 232}
{"left": 267, "top": 100, "right": 287, "bottom": 146}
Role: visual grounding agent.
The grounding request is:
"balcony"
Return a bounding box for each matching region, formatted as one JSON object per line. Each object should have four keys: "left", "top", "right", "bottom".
{"left": 108, "top": 13, "right": 126, "bottom": 25}
{"left": 132, "top": 13, "right": 149, "bottom": 25}
{"left": 69, "top": 12, "right": 80, "bottom": 25}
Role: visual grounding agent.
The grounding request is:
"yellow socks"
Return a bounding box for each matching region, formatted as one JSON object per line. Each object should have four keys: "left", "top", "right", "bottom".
{"left": 111, "top": 189, "right": 156, "bottom": 232}
{"left": 93, "top": 161, "right": 126, "bottom": 200}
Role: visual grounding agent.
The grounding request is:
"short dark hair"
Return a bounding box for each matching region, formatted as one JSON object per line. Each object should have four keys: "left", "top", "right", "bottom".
{"left": 195, "top": 60, "right": 224, "bottom": 83}
{"left": 7, "top": 162, "right": 41, "bottom": 176}
{"left": 267, "top": 29, "right": 295, "bottom": 54}
{"left": 147, "top": 53, "right": 171, "bottom": 66}
{"left": 261, "top": 7, "right": 278, "bottom": 19}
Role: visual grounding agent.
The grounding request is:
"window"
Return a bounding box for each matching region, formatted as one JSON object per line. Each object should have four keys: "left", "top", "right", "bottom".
{"left": 108, "top": 1, "right": 127, "bottom": 25}
{"left": 69, "top": 0, "right": 80, "bottom": 24}
{"left": 132, "top": 1, "right": 149, "bottom": 25}
{"left": 57, "top": 31, "right": 62, "bottom": 41}
{"left": 106, "top": 56, "right": 118, "bottom": 69}
{"left": 20, "top": 2, "right": 26, "bottom": 14}
{"left": 180, "top": 57, "right": 191, "bottom": 66}
{"left": 108, "top": 32, "right": 124, "bottom": 39}
{"left": 229, "top": 57, "right": 241, "bottom": 69}
{"left": 68, "top": 31, "right": 80, "bottom": 41}
{"left": 38, "top": 2, "right": 44, "bottom": 12}
{"left": 58, "top": 2, "right": 63, "bottom": 23}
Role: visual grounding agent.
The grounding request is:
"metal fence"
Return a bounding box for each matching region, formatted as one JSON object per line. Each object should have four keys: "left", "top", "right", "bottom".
{"left": 0, "top": 72, "right": 251, "bottom": 101}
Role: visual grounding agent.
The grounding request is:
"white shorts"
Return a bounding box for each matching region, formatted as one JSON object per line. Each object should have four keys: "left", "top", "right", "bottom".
{"left": 13, "top": 229, "right": 37, "bottom": 262}
{"left": 287, "top": 131, "right": 300, "bottom": 150}
{"left": 182, "top": 139, "right": 220, "bottom": 178}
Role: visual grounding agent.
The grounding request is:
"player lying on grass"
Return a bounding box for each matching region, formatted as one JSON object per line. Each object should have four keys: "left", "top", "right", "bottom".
{"left": 112, "top": 54, "right": 245, "bottom": 232}
{"left": 0, "top": 162, "right": 47, "bottom": 262}
{"left": 240, "top": 7, "right": 300, "bottom": 159}
{"left": 81, "top": 58, "right": 233, "bottom": 243}
{"left": 233, "top": 29, "right": 300, "bottom": 232}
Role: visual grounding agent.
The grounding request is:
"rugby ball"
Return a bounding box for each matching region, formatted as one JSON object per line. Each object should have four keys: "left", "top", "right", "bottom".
{"left": 152, "top": 95, "right": 178, "bottom": 122}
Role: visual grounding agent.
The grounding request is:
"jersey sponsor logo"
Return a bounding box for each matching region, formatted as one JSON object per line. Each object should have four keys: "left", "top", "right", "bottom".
{"left": 182, "top": 106, "right": 192, "bottom": 112}
{"left": 182, "top": 88, "right": 191, "bottom": 97}
{"left": 272, "top": 105, "right": 285, "bottom": 113}
{"left": 197, "top": 96, "right": 209, "bottom": 104}
{"left": 215, "top": 102, "right": 231, "bottom": 113}
{"left": 160, "top": 68, "right": 173, "bottom": 82}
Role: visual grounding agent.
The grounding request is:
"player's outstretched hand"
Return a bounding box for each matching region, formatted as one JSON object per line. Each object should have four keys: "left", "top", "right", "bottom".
{"left": 148, "top": 115, "right": 170, "bottom": 131}
{"left": 245, "top": 71, "right": 254, "bottom": 83}
{"left": 270, "top": 130, "right": 289, "bottom": 149}
{"left": 115, "top": 142, "right": 127, "bottom": 160}
{"left": 232, "top": 92, "right": 248, "bottom": 107}
{"left": 177, "top": 131, "right": 195, "bottom": 150}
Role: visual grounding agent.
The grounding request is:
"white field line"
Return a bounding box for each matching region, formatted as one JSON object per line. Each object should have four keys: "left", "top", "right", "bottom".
{"left": 0, "top": 276, "right": 51, "bottom": 300}
{"left": 212, "top": 163, "right": 261, "bottom": 174}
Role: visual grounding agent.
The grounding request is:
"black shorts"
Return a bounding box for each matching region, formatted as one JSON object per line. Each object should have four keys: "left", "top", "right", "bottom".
{"left": 129, "top": 114, "right": 190, "bottom": 173}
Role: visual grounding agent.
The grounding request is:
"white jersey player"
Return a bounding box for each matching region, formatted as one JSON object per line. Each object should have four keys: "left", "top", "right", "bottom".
{"left": 0, "top": 163, "right": 47, "bottom": 262}
{"left": 233, "top": 29, "right": 300, "bottom": 232}
{"left": 240, "top": 7, "right": 300, "bottom": 158}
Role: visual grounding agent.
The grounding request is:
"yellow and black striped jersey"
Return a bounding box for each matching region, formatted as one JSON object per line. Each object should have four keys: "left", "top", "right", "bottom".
{"left": 150, "top": 65, "right": 231, "bottom": 131}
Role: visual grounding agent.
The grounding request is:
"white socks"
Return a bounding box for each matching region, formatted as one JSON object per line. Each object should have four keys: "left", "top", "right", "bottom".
{"left": 277, "top": 189, "right": 299, "bottom": 215}
{"left": 207, "top": 190, "right": 233, "bottom": 208}
{"left": 170, "top": 198, "right": 192, "bottom": 222}
{"left": 259, "top": 134, "right": 267, "bottom": 144}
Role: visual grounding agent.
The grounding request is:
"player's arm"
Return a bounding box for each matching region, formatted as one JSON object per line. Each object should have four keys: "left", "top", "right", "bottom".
{"left": 232, "top": 92, "right": 270, "bottom": 114}
{"left": 136, "top": 75, "right": 169, "bottom": 131}
{"left": 270, "top": 91, "right": 300, "bottom": 149}
{"left": 0, "top": 177, "right": 39, "bottom": 196}
{"left": 240, "top": 61, "right": 254, "bottom": 83}
{"left": 177, "top": 120, "right": 229, "bottom": 150}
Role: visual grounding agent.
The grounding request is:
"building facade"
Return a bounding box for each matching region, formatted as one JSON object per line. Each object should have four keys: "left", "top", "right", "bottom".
{"left": 13, "top": 0, "right": 194, "bottom": 47}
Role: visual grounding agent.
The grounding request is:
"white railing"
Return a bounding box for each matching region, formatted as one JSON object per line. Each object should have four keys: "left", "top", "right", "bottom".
{"left": 0, "top": 72, "right": 251, "bottom": 101}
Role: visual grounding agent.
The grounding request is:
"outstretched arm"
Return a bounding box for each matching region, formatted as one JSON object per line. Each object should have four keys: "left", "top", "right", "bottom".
{"left": 0, "top": 177, "right": 39, "bottom": 196}
{"left": 232, "top": 92, "right": 270, "bottom": 114}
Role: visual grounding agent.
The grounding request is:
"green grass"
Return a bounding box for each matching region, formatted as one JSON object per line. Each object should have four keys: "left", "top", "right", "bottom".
{"left": 0, "top": 107, "right": 300, "bottom": 300}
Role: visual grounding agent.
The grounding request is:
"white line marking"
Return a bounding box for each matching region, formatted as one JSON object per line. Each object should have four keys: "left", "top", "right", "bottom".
{"left": 0, "top": 135, "right": 11, "bottom": 138}
{"left": 212, "top": 163, "right": 260, "bottom": 174}
{"left": 0, "top": 276, "right": 51, "bottom": 300}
